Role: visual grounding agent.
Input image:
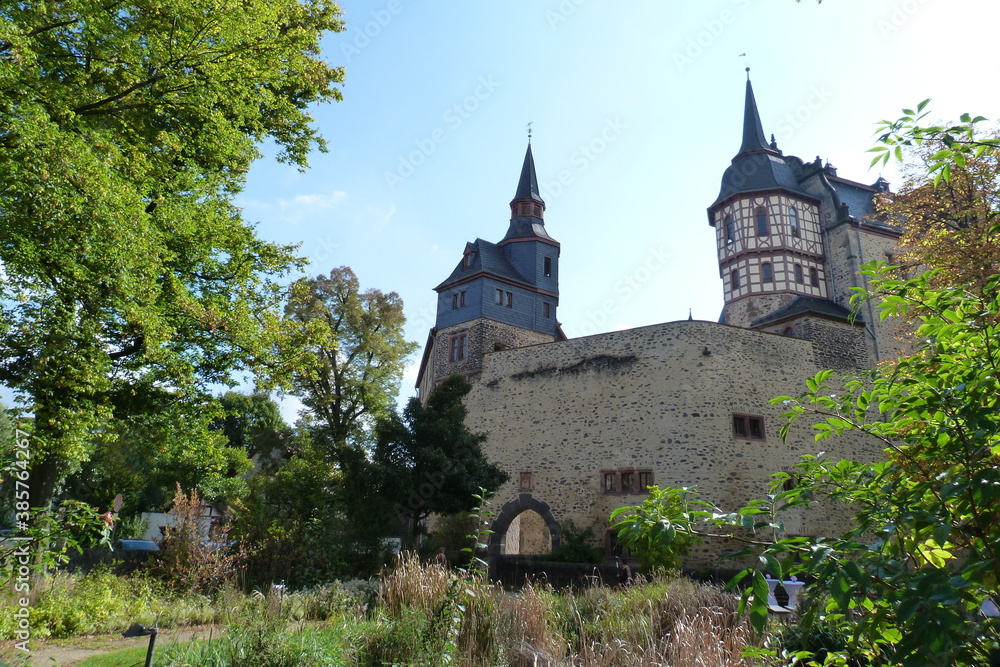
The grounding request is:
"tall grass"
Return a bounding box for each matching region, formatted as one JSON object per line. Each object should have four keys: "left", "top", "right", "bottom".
{"left": 363, "top": 554, "right": 757, "bottom": 666}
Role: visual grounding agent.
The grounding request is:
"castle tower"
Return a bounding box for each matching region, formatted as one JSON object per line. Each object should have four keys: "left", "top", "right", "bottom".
{"left": 708, "top": 72, "right": 832, "bottom": 330}
{"left": 707, "top": 72, "right": 903, "bottom": 368}
{"left": 415, "top": 143, "right": 563, "bottom": 399}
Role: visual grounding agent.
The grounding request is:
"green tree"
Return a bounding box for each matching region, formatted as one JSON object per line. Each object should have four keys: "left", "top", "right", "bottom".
{"left": 266, "top": 267, "right": 417, "bottom": 467}
{"left": 0, "top": 0, "right": 344, "bottom": 511}
{"left": 213, "top": 391, "right": 290, "bottom": 460}
{"left": 372, "top": 375, "right": 508, "bottom": 548}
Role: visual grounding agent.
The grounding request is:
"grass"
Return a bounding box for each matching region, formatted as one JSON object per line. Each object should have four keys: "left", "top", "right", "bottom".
{"left": 75, "top": 647, "right": 152, "bottom": 667}
{"left": 4, "top": 557, "right": 763, "bottom": 666}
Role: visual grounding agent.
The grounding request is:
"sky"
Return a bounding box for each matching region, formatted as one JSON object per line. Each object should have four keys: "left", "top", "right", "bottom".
{"left": 236, "top": 0, "right": 1000, "bottom": 421}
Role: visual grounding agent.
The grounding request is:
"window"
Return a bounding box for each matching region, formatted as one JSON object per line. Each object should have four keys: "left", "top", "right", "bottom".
{"left": 506, "top": 291, "right": 513, "bottom": 308}
{"left": 794, "top": 264, "right": 804, "bottom": 284}
{"left": 462, "top": 252, "right": 473, "bottom": 270}
{"left": 782, "top": 326, "right": 797, "bottom": 337}
{"left": 731, "top": 269, "right": 740, "bottom": 290}
{"left": 756, "top": 207, "right": 769, "bottom": 235}
{"left": 519, "top": 472, "right": 532, "bottom": 492}
{"left": 733, "top": 414, "right": 766, "bottom": 440}
{"left": 789, "top": 207, "right": 800, "bottom": 237}
{"left": 449, "top": 334, "right": 467, "bottom": 363}
{"left": 452, "top": 293, "right": 459, "bottom": 310}
{"left": 543, "top": 302, "right": 551, "bottom": 318}
{"left": 603, "top": 472, "right": 617, "bottom": 494}
{"left": 638, "top": 471, "right": 654, "bottom": 490}
{"left": 620, "top": 471, "right": 635, "bottom": 493}
{"left": 544, "top": 257, "right": 553, "bottom": 277}
{"left": 451, "top": 291, "right": 466, "bottom": 310}
{"left": 495, "top": 289, "right": 503, "bottom": 305}
{"left": 762, "top": 262, "right": 773, "bottom": 283}
{"left": 810, "top": 267, "right": 820, "bottom": 287}
{"left": 725, "top": 215, "right": 735, "bottom": 244}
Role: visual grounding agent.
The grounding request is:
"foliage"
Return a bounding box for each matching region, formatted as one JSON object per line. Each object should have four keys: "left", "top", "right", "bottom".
{"left": 231, "top": 435, "right": 392, "bottom": 587}
{"left": 0, "top": 568, "right": 216, "bottom": 640}
{"left": 154, "top": 484, "right": 245, "bottom": 593}
{"left": 0, "top": 0, "right": 343, "bottom": 520}
{"left": 213, "top": 392, "right": 291, "bottom": 460}
{"left": 544, "top": 520, "right": 603, "bottom": 564}
{"left": 265, "top": 267, "right": 417, "bottom": 465}
{"left": 372, "top": 375, "right": 508, "bottom": 546}
{"left": 610, "top": 486, "right": 701, "bottom": 571}
{"left": 873, "top": 127, "right": 999, "bottom": 294}
{"left": 61, "top": 389, "right": 252, "bottom": 519}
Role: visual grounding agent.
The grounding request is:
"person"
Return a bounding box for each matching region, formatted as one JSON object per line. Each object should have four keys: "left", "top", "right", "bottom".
{"left": 616, "top": 557, "right": 631, "bottom": 587}
{"left": 436, "top": 547, "right": 448, "bottom": 568}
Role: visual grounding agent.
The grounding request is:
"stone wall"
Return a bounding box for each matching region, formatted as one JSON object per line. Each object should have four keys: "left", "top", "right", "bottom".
{"left": 464, "top": 320, "right": 885, "bottom": 567}
{"left": 428, "top": 318, "right": 555, "bottom": 387}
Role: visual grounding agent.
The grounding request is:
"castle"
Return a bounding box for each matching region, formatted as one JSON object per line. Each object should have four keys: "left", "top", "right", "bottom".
{"left": 414, "top": 75, "right": 903, "bottom": 567}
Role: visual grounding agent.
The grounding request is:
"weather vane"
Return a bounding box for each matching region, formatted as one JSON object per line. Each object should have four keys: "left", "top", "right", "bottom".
{"left": 739, "top": 52, "right": 750, "bottom": 75}
{"left": 527, "top": 121, "right": 533, "bottom": 143}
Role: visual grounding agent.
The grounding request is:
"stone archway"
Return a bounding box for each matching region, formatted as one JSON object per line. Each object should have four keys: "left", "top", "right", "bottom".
{"left": 488, "top": 494, "right": 561, "bottom": 561}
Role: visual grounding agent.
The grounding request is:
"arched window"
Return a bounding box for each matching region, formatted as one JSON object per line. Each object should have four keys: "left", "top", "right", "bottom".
{"left": 782, "top": 326, "right": 797, "bottom": 337}
{"left": 725, "top": 215, "right": 735, "bottom": 244}
{"left": 810, "top": 267, "right": 820, "bottom": 287}
{"left": 731, "top": 269, "right": 740, "bottom": 290}
{"left": 794, "top": 264, "right": 804, "bottom": 284}
{"left": 756, "top": 207, "right": 769, "bottom": 235}
{"left": 762, "top": 262, "right": 773, "bottom": 282}
{"left": 789, "top": 207, "right": 800, "bottom": 237}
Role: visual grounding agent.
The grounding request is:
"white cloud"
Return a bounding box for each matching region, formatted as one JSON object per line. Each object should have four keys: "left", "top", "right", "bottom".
{"left": 239, "top": 190, "right": 348, "bottom": 224}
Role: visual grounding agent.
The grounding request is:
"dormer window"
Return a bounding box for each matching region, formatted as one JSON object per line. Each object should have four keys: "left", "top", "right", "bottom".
{"left": 756, "top": 207, "right": 769, "bottom": 236}
{"left": 789, "top": 207, "right": 800, "bottom": 238}
{"left": 725, "top": 215, "right": 735, "bottom": 244}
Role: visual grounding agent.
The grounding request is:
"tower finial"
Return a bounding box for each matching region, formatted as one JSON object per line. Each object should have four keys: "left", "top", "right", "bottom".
{"left": 739, "top": 52, "right": 749, "bottom": 78}
{"left": 526, "top": 121, "right": 533, "bottom": 144}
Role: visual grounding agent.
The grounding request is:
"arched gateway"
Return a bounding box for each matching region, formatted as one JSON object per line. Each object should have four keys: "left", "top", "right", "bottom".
{"left": 488, "top": 494, "right": 560, "bottom": 560}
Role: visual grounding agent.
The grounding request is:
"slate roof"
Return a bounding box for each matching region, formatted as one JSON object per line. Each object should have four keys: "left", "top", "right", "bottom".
{"left": 434, "top": 238, "right": 528, "bottom": 291}
{"left": 513, "top": 143, "right": 544, "bottom": 203}
{"left": 738, "top": 76, "right": 773, "bottom": 157}
{"left": 750, "top": 295, "right": 862, "bottom": 328}
{"left": 502, "top": 217, "right": 556, "bottom": 243}
{"left": 712, "top": 152, "right": 814, "bottom": 207}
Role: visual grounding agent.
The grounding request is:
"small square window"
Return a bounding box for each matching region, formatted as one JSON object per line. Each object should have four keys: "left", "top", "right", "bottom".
{"left": 449, "top": 334, "right": 467, "bottom": 363}
{"left": 733, "top": 414, "right": 765, "bottom": 440}
{"left": 620, "top": 472, "right": 635, "bottom": 493}
{"left": 603, "top": 472, "right": 617, "bottom": 494}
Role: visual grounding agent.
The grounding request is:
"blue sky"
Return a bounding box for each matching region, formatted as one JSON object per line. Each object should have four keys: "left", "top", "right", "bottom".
{"left": 218, "top": 1, "right": 1000, "bottom": 418}
{"left": 239, "top": 0, "right": 1000, "bottom": 420}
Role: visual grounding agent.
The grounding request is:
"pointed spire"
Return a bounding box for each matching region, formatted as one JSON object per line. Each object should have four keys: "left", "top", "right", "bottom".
{"left": 737, "top": 73, "right": 775, "bottom": 157}
{"left": 513, "top": 143, "right": 543, "bottom": 203}
{"left": 688, "top": 308, "right": 693, "bottom": 321}
{"left": 510, "top": 142, "right": 545, "bottom": 220}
